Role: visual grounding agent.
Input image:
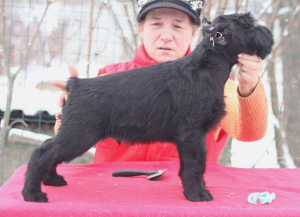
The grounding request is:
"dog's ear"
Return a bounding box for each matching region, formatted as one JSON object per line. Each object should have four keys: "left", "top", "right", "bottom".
{"left": 249, "top": 25, "right": 274, "bottom": 59}
{"left": 237, "top": 12, "right": 255, "bottom": 26}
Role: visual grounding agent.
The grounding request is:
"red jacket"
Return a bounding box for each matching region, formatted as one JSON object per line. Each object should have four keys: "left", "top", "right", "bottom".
{"left": 93, "top": 45, "right": 229, "bottom": 163}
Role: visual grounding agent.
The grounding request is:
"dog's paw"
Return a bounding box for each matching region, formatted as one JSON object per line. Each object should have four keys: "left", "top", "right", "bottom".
{"left": 184, "top": 188, "right": 213, "bottom": 202}
{"left": 22, "top": 189, "right": 49, "bottom": 202}
{"left": 43, "top": 174, "right": 67, "bottom": 187}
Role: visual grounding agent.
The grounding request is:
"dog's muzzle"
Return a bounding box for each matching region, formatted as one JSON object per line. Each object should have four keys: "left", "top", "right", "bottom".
{"left": 202, "top": 17, "right": 219, "bottom": 47}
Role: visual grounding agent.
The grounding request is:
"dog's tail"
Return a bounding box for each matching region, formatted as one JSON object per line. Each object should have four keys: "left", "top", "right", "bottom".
{"left": 66, "top": 76, "right": 79, "bottom": 92}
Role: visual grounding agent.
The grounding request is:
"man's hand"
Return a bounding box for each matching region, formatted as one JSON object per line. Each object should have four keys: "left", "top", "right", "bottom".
{"left": 51, "top": 65, "right": 79, "bottom": 120}
{"left": 236, "top": 54, "right": 263, "bottom": 97}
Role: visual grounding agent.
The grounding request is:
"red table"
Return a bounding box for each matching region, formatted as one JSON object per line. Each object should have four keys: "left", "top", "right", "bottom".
{"left": 0, "top": 161, "right": 299, "bottom": 217}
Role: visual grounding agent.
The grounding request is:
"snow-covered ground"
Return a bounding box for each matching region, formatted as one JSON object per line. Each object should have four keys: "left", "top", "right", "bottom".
{"left": 6, "top": 127, "right": 96, "bottom": 156}
{"left": 0, "top": 67, "right": 68, "bottom": 116}
{"left": 231, "top": 58, "right": 296, "bottom": 168}
{"left": 231, "top": 111, "right": 279, "bottom": 168}
{"left": 0, "top": 63, "right": 102, "bottom": 115}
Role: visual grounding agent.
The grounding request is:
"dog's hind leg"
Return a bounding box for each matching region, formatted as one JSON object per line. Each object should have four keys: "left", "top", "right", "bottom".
{"left": 175, "top": 132, "right": 213, "bottom": 202}
{"left": 22, "top": 126, "right": 102, "bottom": 202}
{"left": 22, "top": 138, "right": 61, "bottom": 202}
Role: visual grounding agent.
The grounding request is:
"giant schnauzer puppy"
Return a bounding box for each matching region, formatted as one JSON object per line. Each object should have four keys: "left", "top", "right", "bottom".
{"left": 22, "top": 13, "right": 273, "bottom": 202}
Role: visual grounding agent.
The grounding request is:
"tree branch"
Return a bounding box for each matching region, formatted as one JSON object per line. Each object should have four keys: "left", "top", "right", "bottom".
{"left": 0, "top": 0, "right": 55, "bottom": 146}
{"left": 13, "top": 0, "right": 55, "bottom": 79}
{"left": 263, "top": 6, "right": 300, "bottom": 76}
{"left": 86, "top": 0, "right": 95, "bottom": 78}
{"left": 106, "top": 3, "right": 135, "bottom": 59}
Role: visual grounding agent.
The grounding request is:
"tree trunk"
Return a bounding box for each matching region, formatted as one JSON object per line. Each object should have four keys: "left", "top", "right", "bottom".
{"left": 267, "top": 59, "right": 287, "bottom": 167}
{"left": 280, "top": 3, "right": 300, "bottom": 167}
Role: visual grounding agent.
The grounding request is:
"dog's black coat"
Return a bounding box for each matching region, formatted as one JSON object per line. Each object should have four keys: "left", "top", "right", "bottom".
{"left": 22, "top": 13, "right": 273, "bottom": 202}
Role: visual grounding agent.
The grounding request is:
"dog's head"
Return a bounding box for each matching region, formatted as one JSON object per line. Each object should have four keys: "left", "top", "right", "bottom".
{"left": 202, "top": 13, "right": 274, "bottom": 60}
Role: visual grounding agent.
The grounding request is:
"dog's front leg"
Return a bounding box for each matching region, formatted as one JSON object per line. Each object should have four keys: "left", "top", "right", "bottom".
{"left": 43, "top": 165, "right": 67, "bottom": 187}
{"left": 175, "top": 133, "right": 213, "bottom": 202}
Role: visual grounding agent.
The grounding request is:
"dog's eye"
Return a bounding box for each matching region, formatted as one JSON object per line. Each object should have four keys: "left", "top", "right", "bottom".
{"left": 215, "top": 32, "right": 223, "bottom": 38}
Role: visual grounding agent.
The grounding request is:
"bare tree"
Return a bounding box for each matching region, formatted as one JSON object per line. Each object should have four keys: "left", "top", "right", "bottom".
{"left": 0, "top": 0, "right": 55, "bottom": 150}
{"left": 105, "top": 0, "right": 140, "bottom": 60}
{"left": 279, "top": 1, "right": 300, "bottom": 167}
{"left": 259, "top": 1, "right": 299, "bottom": 167}
{"left": 86, "top": 0, "right": 95, "bottom": 78}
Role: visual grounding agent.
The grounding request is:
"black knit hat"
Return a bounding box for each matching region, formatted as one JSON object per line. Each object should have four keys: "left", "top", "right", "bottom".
{"left": 137, "top": 0, "right": 204, "bottom": 26}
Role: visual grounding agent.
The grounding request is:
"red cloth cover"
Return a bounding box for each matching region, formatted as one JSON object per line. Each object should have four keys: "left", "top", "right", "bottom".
{"left": 0, "top": 161, "right": 299, "bottom": 217}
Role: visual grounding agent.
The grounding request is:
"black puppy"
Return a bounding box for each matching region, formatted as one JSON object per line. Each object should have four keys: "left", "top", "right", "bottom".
{"left": 22, "top": 13, "right": 273, "bottom": 202}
